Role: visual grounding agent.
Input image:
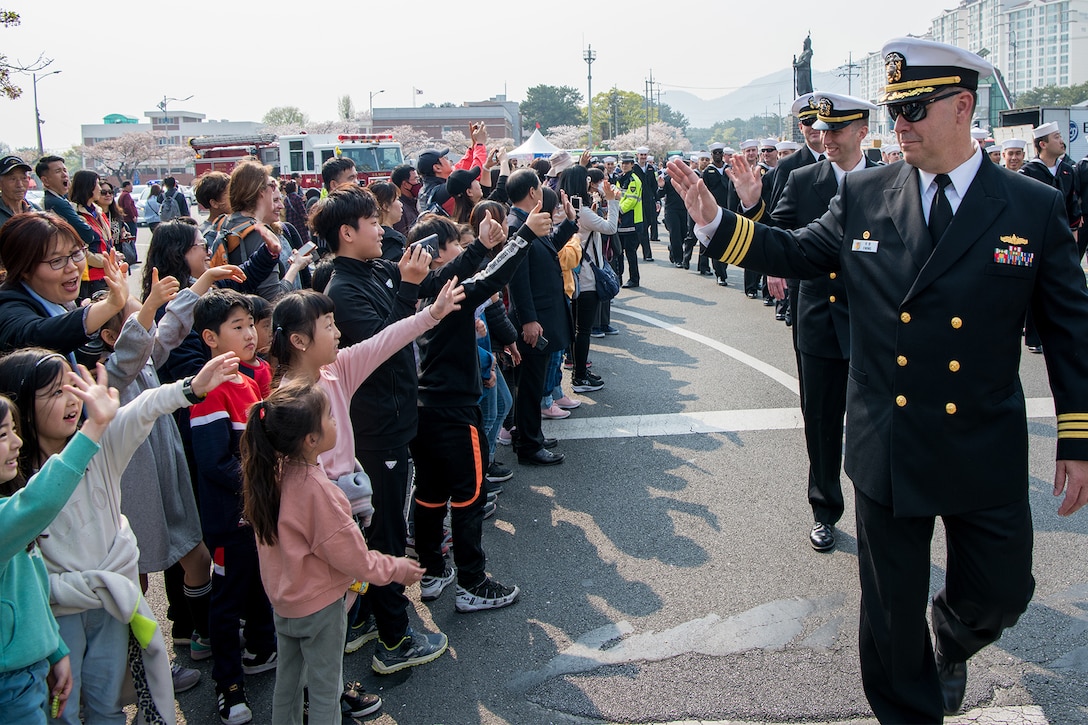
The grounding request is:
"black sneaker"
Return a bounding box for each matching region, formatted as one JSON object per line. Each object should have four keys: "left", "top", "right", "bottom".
{"left": 372, "top": 627, "right": 448, "bottom": 674}
{"left": 483, "top": 498, "right": 497, "bottom": 520}
{"left": 420, "top": 562, "right": 456, "bottom": 601}
{"left": 572, "top": 376, "right": 604, "bottom": 393}
{"left": 241, "top": 648, "right": 277, "bottom": 675}
{"left": 486, "top": 461, "right": 513, "bottom": 484}
{"left": 216, "top": 682, "right": 253, "bottom": 725}
{"left": 455, "top": 576, "right": 520, "bottom": 613}
{"left": 341, "top": 680, "right": 382, "bottom": 717}
{"left": 345, "top": 613, "right": 378, "bottom": 654}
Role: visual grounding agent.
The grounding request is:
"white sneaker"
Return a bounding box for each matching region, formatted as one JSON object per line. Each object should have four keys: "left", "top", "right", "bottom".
{"left": 420, "top": 563, "right": 456, "bottom": 601}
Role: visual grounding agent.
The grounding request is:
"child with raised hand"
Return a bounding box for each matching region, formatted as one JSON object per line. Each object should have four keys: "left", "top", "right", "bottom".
{"left": 0, "top": 366, "right": 118, "bottom": 724}
{"left": 241, "top": 382, "right": 424, "bottom": 725}
{"left": 0, "top": 350, "right": 237, "bottom": 725}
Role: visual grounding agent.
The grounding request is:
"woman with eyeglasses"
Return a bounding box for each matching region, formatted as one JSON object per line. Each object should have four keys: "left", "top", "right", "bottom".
{"left": 0, "top": 211, "right": 128, "bottom": 356}
{"left": 95, "top": 181, "right": 136, "bottom": 269}
{"left": 71, "top": 170, "right": 114, "bottom": 299}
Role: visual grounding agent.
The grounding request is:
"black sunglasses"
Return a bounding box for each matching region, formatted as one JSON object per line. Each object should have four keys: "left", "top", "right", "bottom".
{"left": 887, "top": 91, "right": 961, "bottom": 123}
{"left": 800, "top": 117, "right": 816, "bottom": 127}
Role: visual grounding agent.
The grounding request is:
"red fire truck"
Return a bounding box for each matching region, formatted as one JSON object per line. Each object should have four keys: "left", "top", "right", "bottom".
{"left": 190, "top": 134, "right": 279, "bottom": 176}
{"left": 276, "top": 133, "right": 404, "bottom": 188}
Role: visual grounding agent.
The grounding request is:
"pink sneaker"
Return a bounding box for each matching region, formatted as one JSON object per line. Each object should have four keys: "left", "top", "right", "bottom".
{"left": 541, "top": 403, "right": 571, "bottom": 420}
{"left": 498, "top": 428, "right": 513, "bottom": 445}
{"left": 554, "top": 396, "right": 581, "bottom": 410}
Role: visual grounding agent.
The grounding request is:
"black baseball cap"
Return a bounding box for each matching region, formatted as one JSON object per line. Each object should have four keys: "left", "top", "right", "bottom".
{"left": 0, "top": 155, "right": 32, "bottom": 176}
{"left": 416, "top": 148, "right": 449, "bottom": 175}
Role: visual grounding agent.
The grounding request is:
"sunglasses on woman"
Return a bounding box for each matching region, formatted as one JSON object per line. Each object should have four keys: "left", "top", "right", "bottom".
{"left": 886, "top": 91, "right": 960, "bottom": 124}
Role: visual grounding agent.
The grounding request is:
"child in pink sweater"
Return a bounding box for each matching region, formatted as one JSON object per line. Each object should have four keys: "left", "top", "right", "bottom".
{"left": 240, "top": 382, "right": 424, "bottom": 725}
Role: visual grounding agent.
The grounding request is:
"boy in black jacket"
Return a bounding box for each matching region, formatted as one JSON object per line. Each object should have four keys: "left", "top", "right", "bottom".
{"left": 408, "top": 208, "right": 548, "bottom": 612}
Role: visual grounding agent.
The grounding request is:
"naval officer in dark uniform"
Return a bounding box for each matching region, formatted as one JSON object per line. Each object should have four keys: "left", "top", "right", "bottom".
{"left": 744, "top": 93, "right": 879, "bottom": 553}
{"left": 668, "top": 37, "right": 1088, "bottom": 724}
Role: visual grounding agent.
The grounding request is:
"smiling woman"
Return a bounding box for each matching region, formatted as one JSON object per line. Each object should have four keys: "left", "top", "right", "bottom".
{"left": 0, "top": 211, "right": 129, "bottom": 356}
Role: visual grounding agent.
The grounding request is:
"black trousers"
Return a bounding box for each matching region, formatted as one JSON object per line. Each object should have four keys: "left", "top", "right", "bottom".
{"left": 743, "top": 268, "right": 761, "bottom": 295}
{"left": 513, "top": 344, "right": 548, "bottom": 456}
{"left": 798, "top": 352, "right": 848, "bottom": 526}
{"left": 410, "top": 406, "right": 487, "bottom": 588}
{"left": 210, "top": 534, "right": 275, "bottom": 688}
{"left": 664, "top": 209, "right": 688, "bottom": 265}
{"left": 357, "top": 446, "right": 411, "bottom": 644}
{"left": 644, "top": 201, "right": 659, "bottom": 242}
{"left": 855, "top": 489, "right": 1034, "bottom": 723}
{"left": 619, "top": 231, "right": 641, "bottom": 284}
{"left": 571, "top": 291, "right": 599, "bottom": 378}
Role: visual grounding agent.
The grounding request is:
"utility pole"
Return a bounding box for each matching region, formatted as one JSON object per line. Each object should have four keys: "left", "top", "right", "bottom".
{"left": 584, "top": 45, "right": 596, "bottom": 149}
{"left": 33, "top": 70, "right": 62, "bottom": 157}
{"left": 644, "top": 69, "right": 654, "bottom": 141}
{"left": 656, "top": 82, "right": 663, "bottom": 123}
{"left": 775, "top": 95, "right": 785, "bottom": 137}
{"left": 838, "top": 52, "right": 860, "bottom": 97}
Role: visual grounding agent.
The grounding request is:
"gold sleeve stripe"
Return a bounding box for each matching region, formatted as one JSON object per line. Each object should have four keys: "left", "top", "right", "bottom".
{"left": 723, "top": 216, "right": 755, "bottom": 265}
{"left": 749, "top": 201, "right": 766, "bottom": 224}
{"left": 1058, "top": 431, "right": 1088, "bottom": 439}
{"left": 884, "top": 76, "right": 962, "bottom": 93}
{"left": 1057, "top": 413, "right": 1088, "bottom": 423}
{"left": 1058, "top": 423, "right": 1088, "bottom": 432}
{"left": 718, "top": 217, "right": 746, "bottom": 263}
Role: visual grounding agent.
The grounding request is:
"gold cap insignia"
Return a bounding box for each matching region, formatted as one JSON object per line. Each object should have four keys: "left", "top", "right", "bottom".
{"left": 1000, "top": 234, "right": 1028, "bottom": 246}
{"left": 818, "top": 97, "right": 833, "bottom": 116}
{"left": 807, "top": 97, "right": 819, "bottom": 111}
{"left": 885, "top": 52, "right": 905, "bottom": 84}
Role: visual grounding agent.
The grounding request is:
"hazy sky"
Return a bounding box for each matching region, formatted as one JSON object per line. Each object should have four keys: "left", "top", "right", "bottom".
{"left": 1, "top": 0, "right": 956, "bottom": 152}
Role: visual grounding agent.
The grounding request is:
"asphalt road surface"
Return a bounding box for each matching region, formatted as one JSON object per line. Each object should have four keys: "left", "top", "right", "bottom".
{"left": 128, "top": 226, "right": 1088, "bottom": 725}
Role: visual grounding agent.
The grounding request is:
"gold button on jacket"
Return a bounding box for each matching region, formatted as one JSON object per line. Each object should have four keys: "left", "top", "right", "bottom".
{"left": 946, "top": 403, "right": 957, "bottom": 415}
{"left": 896, "top": 395, "right": 907, "bottom": 407}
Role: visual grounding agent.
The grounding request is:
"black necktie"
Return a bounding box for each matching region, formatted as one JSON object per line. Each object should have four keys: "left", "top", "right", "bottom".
{"left": 928, "top": 174, "right": 953, "bottom": 248}
{"left": 817, "top": 154, "right": 826, "bottom": 162}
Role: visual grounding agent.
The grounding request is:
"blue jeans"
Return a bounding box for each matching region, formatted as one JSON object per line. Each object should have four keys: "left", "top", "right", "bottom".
{"left": 542, "top": 350, "right": 565, "bottom": 407}
{"left": 479, "top": 373, "right": 512, "bottom": 462}
{"left": 0, "top": 659, "right": 49, "bottom": 724}
{"left": 56, "top": 609, "right": 128, "bottom": 724}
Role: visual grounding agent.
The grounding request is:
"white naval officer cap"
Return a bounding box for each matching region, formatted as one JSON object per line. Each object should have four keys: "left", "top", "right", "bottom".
{"left": 878, "top": 37, "right": 994, "bottom": 105}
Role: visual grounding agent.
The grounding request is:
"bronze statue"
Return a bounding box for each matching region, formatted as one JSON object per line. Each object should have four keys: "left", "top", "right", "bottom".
{"left": 793, "top": 34, "right": 813, "bottom": 96}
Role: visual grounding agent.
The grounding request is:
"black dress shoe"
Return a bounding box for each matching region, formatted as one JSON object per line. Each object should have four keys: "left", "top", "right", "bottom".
{"left": 762, "top": 298, "right": 775, "bottom": 306}
{"left": 518, "top": 448, "right": 565, "bottom": 466}
{"left": 643, "top": 256, "right": 654, "bottom": 261}
{"left": 935, "top": 649, "right": 967, "bottom": 715}
{"left": 717, "top": 279, "right": 728, "bottom": 286}
{"left": 543, "top": 437, "right": 558, "bottom": 449}
{"left": 784, "top": 314, "right": 793, "bottom": 327}
{"left": 683, "top": 263, "right": 690, "bottom": 270}
{"left": 809, "top": 522, "right": 835, "bottom": 552}
{"left": 746, "top": 292, "right": 757, "bottom": 298}
{"left": 699, "top": 270, "right": 713, "bottom": 276}
{"left": 622, "top": 282, "right": 639, "bottom": 289}
{"left": 674, "top": 262, "right": 684, "bottom": 268}
{"left": 1027, "top": 345, "right": 1043, "bottom": 354}
{"left": 775, "top": 312, "right": 786, "bottom": 321}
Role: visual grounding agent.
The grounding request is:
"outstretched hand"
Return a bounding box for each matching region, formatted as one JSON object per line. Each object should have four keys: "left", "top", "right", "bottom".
{"left": 193, "top": 264, "right": 246, "bottom": 296}
{"left": 191, "top": 352, "right": 241, "bottom": 399}
{"left": 64, "top": 364, "right": 120, "bottom": 443}
{"left": 665, "top": 159, "right": 722, "bottom": 228}
{"left": 524, "top": 200, "right": 551, "bottom": 237}
{"left": 429, "top": 277, "right": 466, "bottom": 321}
{"left": 478, "top": 211, "right": 507, "bottom": 249}
{"left": 725, "top": 153, "right": 765, "bottom": 209}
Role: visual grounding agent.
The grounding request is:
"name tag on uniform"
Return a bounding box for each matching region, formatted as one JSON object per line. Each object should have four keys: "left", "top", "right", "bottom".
{"left": 852, "top": 239, "right": 879, "bottom": 253}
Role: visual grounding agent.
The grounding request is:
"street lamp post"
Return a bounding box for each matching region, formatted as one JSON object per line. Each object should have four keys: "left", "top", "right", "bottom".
{"left": 157, "top": 95, "right": 193, "bottom": 176}
{"left": 584, "top": 46, "right": 596, "bottom": 149}
{"left": 369, "top": 90, "right": 385, "bottom": 129}
{"left": 33, "top": 69, "right": 62, "bottom": 157}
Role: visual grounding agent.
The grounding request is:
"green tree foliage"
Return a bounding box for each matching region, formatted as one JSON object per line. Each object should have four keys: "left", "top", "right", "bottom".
{"left": 521, "top": 85, "right": 584, "bottom": 133}
{"left": 585, "top": 89, "right": 687, "bottom": 138}
{"left": 1016, "top": 81, "right": 1088, "bottom": 107}
{"left": 262, "top": 105, "right": 310, "bottom": 127}
{"left": 687, "top": 115, "right": 790, "bottom": 149}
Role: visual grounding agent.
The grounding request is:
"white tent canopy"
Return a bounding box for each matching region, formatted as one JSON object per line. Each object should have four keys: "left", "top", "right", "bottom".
{"left": 509, "top": 128, "right": 561, "bottom": 158}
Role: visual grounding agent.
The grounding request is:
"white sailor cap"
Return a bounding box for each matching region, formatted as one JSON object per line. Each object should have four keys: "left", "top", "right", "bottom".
{"left": 739, "top": 139, "right": 758, "bottom": 150}
{"left": 776, "top": 141, "right": 800, "bottom": 152}
{"left": 985, "top": 144, "right": 1000, "bottom": 154}
{"left": 883, "top": 143, "right": 901, "bottom": 154}
{"left": 1034, "top": 121, "right": 1061, "bottom": 139}
{"left": 723, "top": 147, "right": 736, "bottom": 155}
{"left": 603, "top": 156, "right": 617, "bottom": 163}
{"left": 791, "top": 93, "right": 820, "bottom": 121}
{"left": 1001, "top": 138, "right": 1027, "bottom": 151}
{"left": 970, "top": 127, "right": 989, "bottom": 141}
{"left": 709, "top": 142, "right": 725, "bottom": 152}
{"left": 812, "top": 93, "right": 879, "bottom": 131}
{"left": 759, "top": 138, "right": 778, "bottom": 150}
{"left": 635, "top": 146, "right": 650, "bottom": 154}
{"left": 697, "top": 151, "right": 710, "bottom": 159}
{"left": 878, "top": 37, "right": 993, "bottom": 104}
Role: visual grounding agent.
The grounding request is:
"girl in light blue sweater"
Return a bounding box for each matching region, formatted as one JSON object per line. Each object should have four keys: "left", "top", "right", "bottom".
{"left": 0, "top": 365, "right": 119, "bottom": 724}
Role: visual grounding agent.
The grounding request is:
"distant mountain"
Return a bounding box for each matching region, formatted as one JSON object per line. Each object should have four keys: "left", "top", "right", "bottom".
{"left": 663, "top": 68, "right": 853, "bottom": 127}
